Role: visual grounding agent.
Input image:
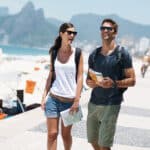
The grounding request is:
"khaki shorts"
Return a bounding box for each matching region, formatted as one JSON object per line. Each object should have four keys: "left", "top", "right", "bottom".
{"left": 87, "top": 102, "right": 120, "bottom": 147}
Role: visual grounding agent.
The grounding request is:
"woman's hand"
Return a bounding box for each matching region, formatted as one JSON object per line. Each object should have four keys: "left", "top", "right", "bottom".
{"left": 69, "top": 101, "right": 79, "bottom": 114}
{"left": 41, "top": 99, "right": 46, "bottom": 110}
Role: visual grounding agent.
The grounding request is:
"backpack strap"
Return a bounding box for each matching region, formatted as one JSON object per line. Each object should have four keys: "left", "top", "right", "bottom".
{"left": 90, "top": 47, "right": 101, "bottom": 69}
{"left": 50, "top": 49, "right": 58, "bottom": 87}
{"left": 116, "top": 45, "right": 128, "bottom": 93}
{"left": 51, "top": 49, "right": 58, "bottom": 72}
{"left": 117, "top": 45, "right": 122, "bottom": 61}
{"left": 116, "top": 45, "right": 126, "bottom": 69}
{"left": 116, "top": 45, "right": 125, "bottom": 77}
{"left": 75, "top": 48, "right": 82, "bottom": 82}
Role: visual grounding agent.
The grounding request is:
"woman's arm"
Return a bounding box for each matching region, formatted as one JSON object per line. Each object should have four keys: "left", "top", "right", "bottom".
{"left": 75, "top": 53, "right": 84, "bottom": 102}
{"left": 70, "top": 53, "right": 83, "bottom": 113}
{"left": 41, "top": 55, "right": 53, "bottom": 109}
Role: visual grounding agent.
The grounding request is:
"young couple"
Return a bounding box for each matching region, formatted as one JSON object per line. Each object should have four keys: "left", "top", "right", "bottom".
{"left": 41, "top": 19, "right": 136, "bottom": 150}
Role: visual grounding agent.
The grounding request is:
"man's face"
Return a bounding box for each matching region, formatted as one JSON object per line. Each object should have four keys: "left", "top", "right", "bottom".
{"left": 100, "top": 22, "right": 116, "bottom": 40}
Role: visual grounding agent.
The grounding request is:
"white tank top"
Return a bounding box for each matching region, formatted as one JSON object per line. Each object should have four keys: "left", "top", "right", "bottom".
{"left": 50, "top": 48, "right": 76, "bottom": 98}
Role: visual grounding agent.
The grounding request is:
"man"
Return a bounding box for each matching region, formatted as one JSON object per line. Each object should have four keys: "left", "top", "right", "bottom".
{"left": 86, "top": 18, "right": 136, "bottom": 150}
{"left": 141, "top": 48, "right": 150, "bottom": 78}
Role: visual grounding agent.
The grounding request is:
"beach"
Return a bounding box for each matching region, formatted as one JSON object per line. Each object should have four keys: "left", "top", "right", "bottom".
{"left": 0, "top": 45, "right": 150, "bottom": 149}
{"left": 0, "top": 55, "right": 150, "bottom": 149}
{"left": 0, "top": 56, "right": 48, "bottom": 100}
{"left": 0, "top": 47, "right": 148, "bottom": 112}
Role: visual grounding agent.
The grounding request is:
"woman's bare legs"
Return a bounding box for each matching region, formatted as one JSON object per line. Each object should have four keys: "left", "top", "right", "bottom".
{"left": 61, "top": 120, "right": 73, "bottom": 150}
{"left": 47, "top": 118, "right": 59, "bottom": 150}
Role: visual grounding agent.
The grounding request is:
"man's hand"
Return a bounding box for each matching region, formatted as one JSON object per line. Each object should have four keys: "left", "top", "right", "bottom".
{"left": 86, "top": 79, "right": 98, "bottom": 88}
{"left": 100, "top": 77, "right": 114, "bottom": 88}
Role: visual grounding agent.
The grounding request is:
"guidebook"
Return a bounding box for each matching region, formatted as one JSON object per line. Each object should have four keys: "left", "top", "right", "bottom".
{"left": 89, "top": 68, "right": 103, "bottom": 82}
{"left": 60, "top": 106, "right": 83, "bottom": 127}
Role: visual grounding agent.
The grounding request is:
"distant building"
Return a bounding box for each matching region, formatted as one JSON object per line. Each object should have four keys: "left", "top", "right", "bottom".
{"left": 139, "top": 37, "right": 150, "bottom": 52}
{"left": 0, "top": 7, "right": 9, "bottom": 16}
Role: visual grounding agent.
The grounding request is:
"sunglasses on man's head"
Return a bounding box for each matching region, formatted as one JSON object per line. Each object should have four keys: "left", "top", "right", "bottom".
{"left": 66, "top": 30, "right": 77, "bottom": 36}
{"left": 100, "top": 26, "right": 113, "bottom": 31}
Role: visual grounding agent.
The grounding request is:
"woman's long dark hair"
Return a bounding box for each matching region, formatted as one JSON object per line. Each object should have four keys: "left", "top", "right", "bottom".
{"left": 49, "top": 23, "right": 74, "bottom": 54}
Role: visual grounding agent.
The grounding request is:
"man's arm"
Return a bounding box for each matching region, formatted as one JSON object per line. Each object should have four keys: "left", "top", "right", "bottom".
{"left": 116, "top": 68, "right": 136, "bottom": 88}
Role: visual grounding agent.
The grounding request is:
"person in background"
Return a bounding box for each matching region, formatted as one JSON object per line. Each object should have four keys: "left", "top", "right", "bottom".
{"left": 0, "top": 48, "right": 3, "bottom": 64}
{"left": 86, "top": 18, "right": 136, "bottom": 150}
{"left": 141, "top": 48, "right": 150, "bottom": 78}
{"left": 41, "top": 23, "right": 83, "bottom": 150}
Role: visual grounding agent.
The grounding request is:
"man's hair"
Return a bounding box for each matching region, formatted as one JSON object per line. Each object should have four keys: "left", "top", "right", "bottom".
{"left": 101, "top": 18, "right": 118, "bottom": 33}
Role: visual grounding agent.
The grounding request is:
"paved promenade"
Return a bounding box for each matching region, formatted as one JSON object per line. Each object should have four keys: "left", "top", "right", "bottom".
{"left": 0, "top": 60, "right": 150, "bottom": 150}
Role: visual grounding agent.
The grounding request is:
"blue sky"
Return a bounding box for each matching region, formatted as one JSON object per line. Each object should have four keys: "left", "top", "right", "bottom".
{"left": 0, "top": 0, "right": 150, "bottom": 25}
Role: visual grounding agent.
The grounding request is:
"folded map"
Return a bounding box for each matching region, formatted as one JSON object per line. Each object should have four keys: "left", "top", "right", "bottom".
{"left": 60, "top": 106, "right": 83, "bottom": 127}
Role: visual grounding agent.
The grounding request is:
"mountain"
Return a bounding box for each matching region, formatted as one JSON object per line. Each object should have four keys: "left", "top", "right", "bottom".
{"left": 0, "top": 2, "right": 57, "bottom": 47}
{"left": 47, "top": 17, "right": 63, "bottom": 28}
{"left": 0, "top": 2, "right": 150, "bottom": 48}
{"left": 0, "top": 7, "right": 9, "bottom": 16}
{"left": 71, "top": 13, "right": 100, "bottom": 43}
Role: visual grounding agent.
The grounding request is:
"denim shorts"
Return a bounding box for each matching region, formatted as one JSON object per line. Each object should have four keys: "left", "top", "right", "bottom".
{"left": 87, "top": 102, "right": 120, "bottom": 147}
{"left": 45, "top": 96, "right": 73, "bottom": 118}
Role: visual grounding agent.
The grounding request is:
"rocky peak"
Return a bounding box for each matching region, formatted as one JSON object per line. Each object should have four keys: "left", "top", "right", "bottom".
{"left": 21, "top": 1, "right": 35, "bottom": 13}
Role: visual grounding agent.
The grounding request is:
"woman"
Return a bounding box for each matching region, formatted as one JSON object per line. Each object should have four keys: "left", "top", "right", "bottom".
{"left": 41, "top": 23, "right": 83, "bottom": 150}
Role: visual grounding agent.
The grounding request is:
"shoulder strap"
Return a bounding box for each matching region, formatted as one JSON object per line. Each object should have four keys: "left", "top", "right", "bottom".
{"left": 91, "top": 47, "right": 101, "bottom": 68}
{"left": 116, "top": 45, "right": 125, "bottom": 63}
{"left": 51, "top": 49, "right": 58, "bottom": 71}
{"left": 75, "top": 48, "right": 82, "bottom": 82}
{"left": 115, "top": 45, "right": 125, "bottom": 79}
{"left": 117, "top": 46, "right": 122, "bottom": 60}
{"left": 116, "top": 45, "right": 128, "bottom": 93}
{"left": 50, "top": 49, "right": 58, "bottom": 87}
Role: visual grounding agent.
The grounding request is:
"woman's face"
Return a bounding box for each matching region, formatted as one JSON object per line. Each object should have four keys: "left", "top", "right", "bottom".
{"left": 60, "top": 27, "right": 77, "bottom": 45}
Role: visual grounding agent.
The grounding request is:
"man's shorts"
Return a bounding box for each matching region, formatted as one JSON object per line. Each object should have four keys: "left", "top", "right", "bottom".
{"left": 87, "top": 102, "right": 121, "bottom": 147}
{"left": 45, "top": 96, "right": 73, "bottom": 118}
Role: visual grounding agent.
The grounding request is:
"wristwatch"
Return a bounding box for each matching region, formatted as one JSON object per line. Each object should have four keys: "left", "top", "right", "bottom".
{"left": 112, "top": 80, "right": 117, "bottom": 88}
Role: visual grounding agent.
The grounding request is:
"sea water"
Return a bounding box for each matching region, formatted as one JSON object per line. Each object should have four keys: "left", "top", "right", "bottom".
{"left": 0, "top": 44, "right": 49, "bottom": 56}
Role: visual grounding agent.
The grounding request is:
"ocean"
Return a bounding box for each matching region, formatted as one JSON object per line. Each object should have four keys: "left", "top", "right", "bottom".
{"left": 0, "top": 44, "right": 49, "bottom": 56}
